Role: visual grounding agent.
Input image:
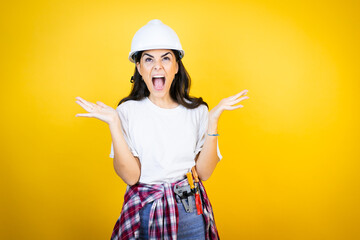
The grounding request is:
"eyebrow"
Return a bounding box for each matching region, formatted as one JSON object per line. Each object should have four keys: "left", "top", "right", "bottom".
{"left": 161, "top": 52, "right": 171, "bottom": 57}
{"left": 143, "top": 52, "right": 172, "bottom": 58}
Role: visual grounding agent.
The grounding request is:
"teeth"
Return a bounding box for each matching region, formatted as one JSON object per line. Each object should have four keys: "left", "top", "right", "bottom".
{"left": 153, "top": 76, "right": 165, "bottom": 78}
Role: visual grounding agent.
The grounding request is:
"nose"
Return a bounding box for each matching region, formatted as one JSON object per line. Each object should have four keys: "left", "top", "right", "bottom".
{"left": 153, "top": 59, "right": 163, "bottom": 70}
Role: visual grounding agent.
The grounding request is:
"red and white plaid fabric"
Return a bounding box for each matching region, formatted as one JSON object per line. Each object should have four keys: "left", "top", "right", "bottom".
{"left": 110, "top": 178, "right": 219, "bottom": 240}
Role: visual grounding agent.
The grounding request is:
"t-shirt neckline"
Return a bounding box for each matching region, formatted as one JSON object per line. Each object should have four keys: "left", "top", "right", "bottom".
{"left": 145, "top": 97, "right": 182, "bottom": 113}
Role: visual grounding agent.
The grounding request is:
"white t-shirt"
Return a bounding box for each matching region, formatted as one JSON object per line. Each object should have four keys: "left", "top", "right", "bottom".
{"left": 109, "top": 97, "right": 222, "bottom": 184}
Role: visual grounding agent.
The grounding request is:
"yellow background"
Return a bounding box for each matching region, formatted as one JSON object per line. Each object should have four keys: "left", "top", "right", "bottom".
{"left": 1, "top": 0, "right": 359, "bottom": 239}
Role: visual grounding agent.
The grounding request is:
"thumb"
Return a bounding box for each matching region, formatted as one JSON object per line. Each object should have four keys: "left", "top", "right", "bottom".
{"left": 76, "top": 113, "right": 94, "bottom": 118}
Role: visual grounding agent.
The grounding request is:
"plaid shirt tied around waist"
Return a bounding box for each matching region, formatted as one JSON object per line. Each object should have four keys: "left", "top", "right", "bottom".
{"left": 111, "top": 178, "right": 219, "bottom": 240}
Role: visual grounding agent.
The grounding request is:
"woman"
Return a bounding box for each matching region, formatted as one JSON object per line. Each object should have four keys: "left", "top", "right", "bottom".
{"left": 76, "top": 19, "right": 249, "bottom": 240}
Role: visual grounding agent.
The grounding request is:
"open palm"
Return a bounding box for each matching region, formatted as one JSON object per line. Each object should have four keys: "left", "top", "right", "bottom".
{"left": 75, "top": 96, "right": 118, "bottom": 124}
{"left": 209, "top": 89, "right": 249, "bottom": 121}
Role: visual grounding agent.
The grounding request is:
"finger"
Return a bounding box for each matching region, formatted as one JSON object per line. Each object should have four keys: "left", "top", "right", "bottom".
{"left": 76, "top": 101, "right": 98, "bottom": 113}
{"left": 96, "top": 101, "right": 108, "bottom": 108}
{"left": 230, "top": 90, "right": 249, "bottom": 100}
{"left": 224, "top": 105, "right": 243, "bottom": 111}
{"left": 75, "top": 113, "right": 94, "bottom": 118}
{"left": 229, "top": 96, "right": 250, "bottom": 105}
{"left": 75, "top": 101, "right": 93, "bottom": 112}
{"left": 76, "top": 98, "right": 94, "bottom": 110}
{"left": 229, "top": 105, "right": 243, "bottom": 110}
{"left": 76, "top": 96, "right": 94, "bottom": 109}
{"left": 241, "top": 89, "right": 249, "bottom": 95}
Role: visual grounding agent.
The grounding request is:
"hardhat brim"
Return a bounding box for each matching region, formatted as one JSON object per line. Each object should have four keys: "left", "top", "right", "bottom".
{"left": 128, "top": 48, "right": 185, "bottom": 63}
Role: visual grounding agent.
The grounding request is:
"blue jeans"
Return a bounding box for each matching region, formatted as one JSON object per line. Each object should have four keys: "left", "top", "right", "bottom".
{"left": 139, "top": 195, "right": 206, "bottom": 239}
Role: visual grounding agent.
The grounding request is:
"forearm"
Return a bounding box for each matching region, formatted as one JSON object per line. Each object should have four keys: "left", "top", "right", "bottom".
{"left": 109, "top": 118, "right": 140, "bottom": 185}
{"left": 195, "top": 119, "right": 220, "bottom": 181}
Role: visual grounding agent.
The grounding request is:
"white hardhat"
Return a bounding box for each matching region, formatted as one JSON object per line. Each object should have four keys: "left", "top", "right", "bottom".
{"left": 129, "top": 19, "right": 185, "bottom": 63}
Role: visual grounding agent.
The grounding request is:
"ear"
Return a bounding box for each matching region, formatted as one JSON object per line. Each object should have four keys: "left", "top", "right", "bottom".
{"left": 136, "top": 62, "right": 141, "bottom": 75}
{"left": 175, "top": 61, "right": 179, "bottom": 74}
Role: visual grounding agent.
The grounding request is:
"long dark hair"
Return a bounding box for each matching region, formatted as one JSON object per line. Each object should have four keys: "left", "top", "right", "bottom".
{"left": 118, "top": 50, "right": 208, "bottom": 109}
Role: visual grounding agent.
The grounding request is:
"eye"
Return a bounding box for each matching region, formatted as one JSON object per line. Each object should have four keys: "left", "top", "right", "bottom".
{"left": 145, "top": 58, "right": 153, "bottom": 62}
{"left": 163, "top": 56, "right": 170, "bottom": 61}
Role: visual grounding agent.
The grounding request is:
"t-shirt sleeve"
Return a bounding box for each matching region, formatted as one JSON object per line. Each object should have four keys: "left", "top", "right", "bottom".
{"left": 109, "top": 104, "right": 139, "bottom": 158}
{"left": 194, "top": 105, "right": 223, "bottom": 160}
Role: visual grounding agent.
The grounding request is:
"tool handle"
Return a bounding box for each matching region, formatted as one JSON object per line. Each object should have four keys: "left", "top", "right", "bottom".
{"left": 186, "top": 172, "right": 195, "bottom": 189}
{"left": 191, "top": 166, "right": 199, "bottom": 182}
{"left": 195, "top": 193, "right": 203, "bottom": 215}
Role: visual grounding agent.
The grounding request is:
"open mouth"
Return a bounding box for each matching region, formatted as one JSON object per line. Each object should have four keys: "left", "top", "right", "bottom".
{"left": 152, "top": 76, "right": 166, "bottom": 91}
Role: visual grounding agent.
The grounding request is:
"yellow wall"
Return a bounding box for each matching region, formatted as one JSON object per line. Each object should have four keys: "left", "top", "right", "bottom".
{"left": 1, "top": 0, "right": 359, "bottom": 239}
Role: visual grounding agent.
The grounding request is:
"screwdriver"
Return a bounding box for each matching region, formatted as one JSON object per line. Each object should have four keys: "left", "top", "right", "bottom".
{"left": 191, "top": 166, "right": 203, "bottom": 215}
{"left": 186, "top": 172, "right": 195, "bottom": 190}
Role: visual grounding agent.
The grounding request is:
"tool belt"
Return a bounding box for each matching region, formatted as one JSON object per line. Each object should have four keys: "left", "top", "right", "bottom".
{"left": 173, "top": 166, "right": 203, "bottom": 215}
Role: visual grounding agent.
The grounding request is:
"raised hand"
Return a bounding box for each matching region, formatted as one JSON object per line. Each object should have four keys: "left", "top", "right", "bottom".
{"left": 209, "top": 89, "right": 249, "bottom": 122}
{"left": 75, "top": 96, "right": 118, "bottom": 125}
